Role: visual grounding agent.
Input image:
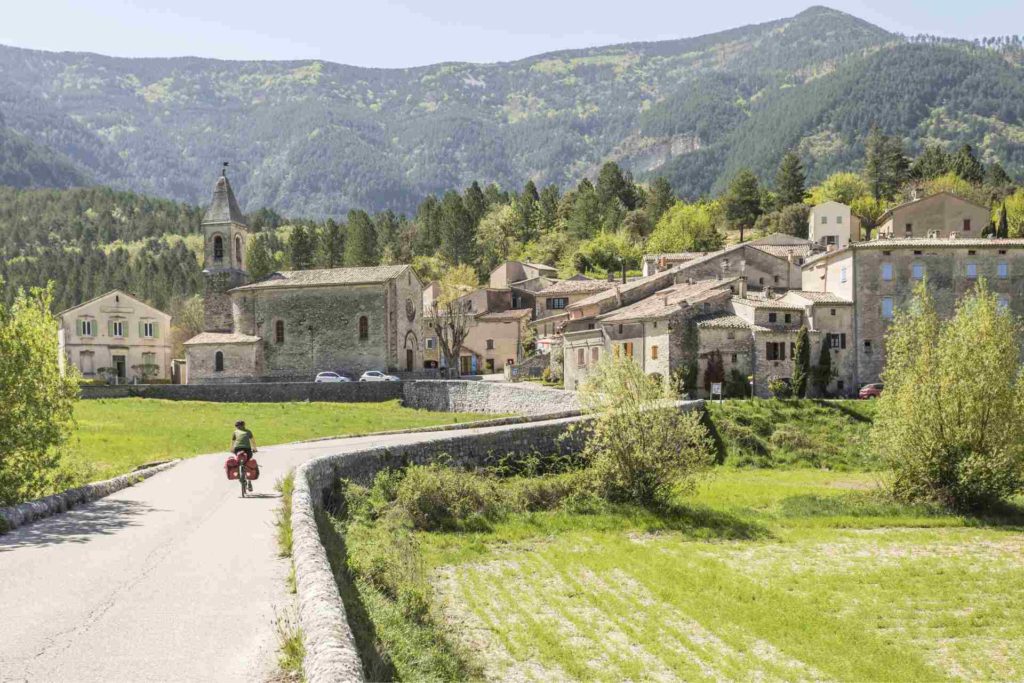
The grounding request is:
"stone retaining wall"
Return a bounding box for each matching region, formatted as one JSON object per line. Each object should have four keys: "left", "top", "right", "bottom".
{"left": 0, "top": 460, "right": 179, "bottom": 532}
{"left": 292, "top": 400, "right": 702, "bottom": 682}
{"left": 402, "top": 380, "right": 579, "bottom": 415}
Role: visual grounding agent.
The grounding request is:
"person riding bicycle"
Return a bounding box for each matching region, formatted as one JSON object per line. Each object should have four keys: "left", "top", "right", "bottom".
{"left": 231, "top": 420, "right": 257, "bottom": 491}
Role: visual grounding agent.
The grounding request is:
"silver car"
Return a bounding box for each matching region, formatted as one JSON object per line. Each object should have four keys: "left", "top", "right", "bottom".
{"left": 359, "top": 370, "right": 400, "bottom": 382}
{"left": 315, "top": 371, "right": 351, "bottom": 383}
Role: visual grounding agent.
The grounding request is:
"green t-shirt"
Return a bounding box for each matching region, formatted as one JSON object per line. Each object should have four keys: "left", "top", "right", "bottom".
{"left": 232, "top": 428, "right": 253, "bottom": 450}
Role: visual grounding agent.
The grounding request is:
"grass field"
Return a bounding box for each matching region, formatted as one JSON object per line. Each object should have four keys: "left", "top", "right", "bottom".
{"left": 71, "top": 399, "right": 492, "bottom": 481}
{"left": 330, "top": 466, "right": 1024, "bottom": 681}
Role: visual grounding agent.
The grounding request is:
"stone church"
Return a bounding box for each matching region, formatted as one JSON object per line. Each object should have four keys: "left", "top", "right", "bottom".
{"left": 184, "top": 172, "right": 424, "bottom": 383}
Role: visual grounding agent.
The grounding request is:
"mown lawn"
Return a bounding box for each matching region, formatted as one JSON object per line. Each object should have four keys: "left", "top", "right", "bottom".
{"left": 335, "top": 467, "right": 1024, "bottom": 682}
{"left": 72, "top": 398, "right": 492, "bottom": 480}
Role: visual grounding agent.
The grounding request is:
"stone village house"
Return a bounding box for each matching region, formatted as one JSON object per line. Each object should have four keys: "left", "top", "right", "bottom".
{"left": 184, "top": 173, "right": 423, "bottom": 383}
{"left": 58, "top": 290, "right": 173, "bottom": 382}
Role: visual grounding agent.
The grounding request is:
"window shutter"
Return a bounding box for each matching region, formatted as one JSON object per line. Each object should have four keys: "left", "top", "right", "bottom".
{"left": 123, "top": 321, "right": 129, "bottom": 338}
{"left": 840, "top": 334, "right": 847, "bottom": 349}
{"left": 76, "top": 319, "right": 83, "bottom": 336}
{"left": 153, "top": 323, "right": 160, "bottom": 339}
{"left": 139, "top": 321, "right": 144, "bottom": 337}
{"left": 108, "top": 319, "right": 113, "bottom": 337}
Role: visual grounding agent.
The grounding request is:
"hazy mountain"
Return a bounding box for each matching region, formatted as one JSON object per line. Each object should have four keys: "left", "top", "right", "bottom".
{"left": 0, "top": 6, "right": 1020, "bottom": 215}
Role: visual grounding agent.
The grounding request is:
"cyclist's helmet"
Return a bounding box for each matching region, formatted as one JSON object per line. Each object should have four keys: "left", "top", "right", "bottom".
{"left": 235, "top": 420, "right": 245, "bottom": 429}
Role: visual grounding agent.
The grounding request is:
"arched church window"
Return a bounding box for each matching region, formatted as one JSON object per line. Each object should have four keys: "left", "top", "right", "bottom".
{"left": 214, "top": 235, "right": 224, "bottom": 261}
{"left": 215, "top": 351, "right": 224, "bottom": 372}
{"left": 275, "top": 320, "right": 285, "bottom": 344}
{"left": 358, "top": 316, "right": 368, "bottom": 340}
{"left": 235, "top": 235, "right": 243, "bottom": 266}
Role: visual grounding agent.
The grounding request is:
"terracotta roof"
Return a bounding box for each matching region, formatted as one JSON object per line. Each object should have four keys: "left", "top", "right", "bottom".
{"left": 203, "top": 174, "right": 245, "bottom": 225}
{"left": 184, "top": 332, "right": 261, "bottom": 345}
{"left": 749, "top": 244, "right": 816, "bottom": 259}
{"left": 598, "top": 278, "right": 738, "bottom": 323}
{"left": 58, "top": 289, "right": 170, "bottom": 317}
{"left": 642, "top": 251, "right": 708, "bottom": 262}
{"left": 477, "top": 309, "right": 532, "bottom": 321}
{"left": 233, "top": 265, "right": 411, "bottom": 291}
{"left": 535, "top": 279, "right": 616, "bottom": 296}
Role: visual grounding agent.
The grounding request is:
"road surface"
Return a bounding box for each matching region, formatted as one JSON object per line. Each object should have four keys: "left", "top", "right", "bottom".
{"left": 0, "top": 422, "right": 531, "bottom": 682}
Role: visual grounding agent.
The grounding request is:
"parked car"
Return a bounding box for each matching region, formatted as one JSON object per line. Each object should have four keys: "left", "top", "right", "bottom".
{"left": 858, "top": 383, "right": 883, "bottom": 399}
{"left": 315, "top": 371, "right": 351, "bottom": 383}
{"left": 359, "top": 370, "right": 400, "bottom": 382}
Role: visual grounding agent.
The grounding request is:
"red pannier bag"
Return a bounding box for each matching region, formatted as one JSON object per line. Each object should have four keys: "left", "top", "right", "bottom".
{"left": 244, "top": 458, "right": 260, "bottom": 481}
{"left": 225, "top": 455, "right": 239, "bottom": 480}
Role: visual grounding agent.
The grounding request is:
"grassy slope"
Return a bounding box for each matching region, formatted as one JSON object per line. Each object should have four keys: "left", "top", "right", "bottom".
{"left": 72, "top": 399, "right": 491, "bottom": 480}
{"left": 421, "top": 469, "right": 1024, "bottom": 681}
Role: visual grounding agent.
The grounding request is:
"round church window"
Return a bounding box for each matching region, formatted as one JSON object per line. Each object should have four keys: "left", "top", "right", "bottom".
{"left": 406, "top": 298, "right": 416, "bottom": 322}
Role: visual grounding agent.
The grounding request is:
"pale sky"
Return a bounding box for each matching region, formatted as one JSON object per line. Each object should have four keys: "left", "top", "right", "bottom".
{"left": 1, "top": 1, "right": 1020, "bottom": 68}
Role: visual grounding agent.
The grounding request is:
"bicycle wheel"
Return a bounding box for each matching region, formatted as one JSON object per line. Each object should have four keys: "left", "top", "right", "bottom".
{"left": 239, "top": 465, "right": 247, "bottom": 497}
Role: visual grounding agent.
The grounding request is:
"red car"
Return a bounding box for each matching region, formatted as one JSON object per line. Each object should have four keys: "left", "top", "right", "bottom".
{"left": 859, "top": 383, "right": 883, "bottom": 399}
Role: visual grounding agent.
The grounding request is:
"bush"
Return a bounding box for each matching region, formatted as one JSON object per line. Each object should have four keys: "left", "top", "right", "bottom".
{"left": 874, "top": 281, "right": 1024, "bottom": 510}
{"left": 578, "top": 357, "right": 714, "bottom": 505}
{"left": 767, "top": 376, "right": 793, "bottom": 399}
{"left": 395, "top": 464, "right": 501, "bottom": 531}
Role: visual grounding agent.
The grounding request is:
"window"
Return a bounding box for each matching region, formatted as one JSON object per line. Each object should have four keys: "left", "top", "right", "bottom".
{"left": 731, "top": 353, "right": 738, "bottom": 363}
{"left": 759, "top": 277, "right": 765, "bottom": 285}
{"left": 881, "top": 263, "right": 893, "bottom": 281}
{"left": 702, "top": 302, "right": 711, "bottom": 313}
{"left": 963, "top": 219, "right": 971, "bottom": 232}
{"left": 821, "top": 215, "right": 828, "bottom": 224}
{"left": 829, "top": 333, "right": 847, "bottom": 350}
{"left": 213, "top": 235, "right": 224, "bottom": 261}
{"left": 111, "top": 320, "right": 126, "bottom": 338}
{"left": 485, "top": 359, "right": 495, "bottom": 372}
{"left": 998, "top": 262, "right": 1009, "bottom": 279}
{"left": 591, "top": 347, "right": 600, "bottom": 364}
{"left": 840, "top": 266, "right": 847, "bottom": 283}
{"left": 235, "top": 235, "right": 243, "bottom": 265}
{"left": 837, "top": 380, "right": 845, "bottom": 391}
{"left": 576, "top": 348, "right": 586, "bottom": 367}
{"left": 768, "top": 312, "right": 777, "bottom": 323}
{"left": 651, "top": 345, "right": 659, "bottom": 360}
{"left": 830, "top": 308, "right": 836, "bottom": 316}
{"left": 275, "top": 320, "right": 285, "bottom": 344}
{"left": 998, "top": 295, "right": 1010, "bottom": 310}
{"left": 727, "top": 331, "right": 735, "bottom": 340}
{"left": 864, "top": 339, "right": 873, "bottom": 352}
{"left": 784, "top": 313, "right": 792, "bottom": 324}
{"left": 426, "top": 337, "right": 436, "bottom": 350}
{"left": 836, "top": 215, "right": 843, "bottom": 224}
{"left": 142, "top": 321, "right": 156, "bottom": 338}
{"left": 966, "top": 263, "right": 978, "bottom": 279}
{"left": 80, "top": 351, "right": 94, "bottom": 375}
{"left": 912, "top": 263, "right": 924, "bottom": 280}
{"left": 824, "top": 235, "right": 837, "bottom": 246}
{"left": 486, "top": 339, "right": 494, "bottom": 350}
{"left": 999, "top": 249, "right": 1007, "bottom": 255}
{"left": 623, "top": 342, "right": 634, "bottom": 358}
{"left": 913, "top": 250, "right": 922, "bottom": 256}
{"left": 790, "top": 342, "right": 796, "bottom": 359}
{"left": 214, "top": 351, "right": 224, "bottom": 372}
{"left": 905, "top": 222, "right": 913, "bottom": 234}
{"left": 358, "top": 316, "right": 369, "bottom": 340}
{"left": 547, "top": 297, "right": 568, "bottom": 310}
{"left": 77, "top": 318, "right": 95, "bottom": 337}
{"left": 882, "top": 297, "right": 894, "bottom": 319}
{"left": 968, "top": 250, "right": 976, "bottom": 256}
{"left": 765, "top": 342, "right": 785, "bottom": 361}
{"left": 618, "top": 324, "right": 624, "bottom": 334}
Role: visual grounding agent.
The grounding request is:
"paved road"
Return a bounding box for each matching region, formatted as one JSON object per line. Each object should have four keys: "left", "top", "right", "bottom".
{"left": 0, "top": 422, "right": 528, "bottom": 683}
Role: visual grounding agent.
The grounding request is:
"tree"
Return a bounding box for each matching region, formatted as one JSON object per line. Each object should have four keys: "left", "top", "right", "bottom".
{"left": 865, "top": 126, "right": 909, "bottom": 201}
{"left": 873, "top": 280, "right": 1024, "bottom": 510}
{"left": 565, "top": 181, "right": 602, "bottom": 239}
{"left": 428, "top": 265, "right": 478, "bottom": 378}
{"left": 438, "top": 191, "right": 475, "bottom": 265}
{"left": 753, "top": 204, "right": 809, "bottom": 239}
{"left": 577, "top": 356, "right": 714, "bottom": 505}
{"left": 807, "top": 172, "right": 870, "bottom": 206}
{"left": 910, "top": 145, "right": 951, "bottom": 180}
{"left": 317, "top": 219, "right": 345, "bottom": 268}
{"left": 0, "top": 284, "right": 79, "bottom": 506}
{"left": 475, "top": 204, "right": 519, "bottom": 276}
{"left": 413, "top": 194, "right": 442, "bottom": 256}
{"left": 645, "top": 177, "right": 675, "bottom": 226}
{"left": 574, "top": 231, "right": 642, "bottom": 274}
{"left": 775, "top": 152, "right": 807, "bottom": 207}
{"left": 536, "top": 185, "right": 561, "bottom": 233}
{"left": 792, "top": 326, "right": 810, "bottom": 398}
{"left": 246, "top": 233, "right": 278, "bottom": 281}
{"left": 647, "top": 201, "right": 725, "bottom": 253}
{"left": 170, "top": 294, "right": 204, "bottom": 358}
{"left": 372, "top": 211, "right": 401, "bottom": 263}
{"left": 951, "top": 144, "right": 984, "bottom": 185}
{"left": 998, "top": 203, "right": 1010, "bottom": 238}
{"left": 723, "top": 169, "right": 762, "bottom": 242}
{"left": 463, "top": 181, "right": 487, "bottom": 226}
{"left": 1003, "top": 189, "right": 1024, "bottom": 237}
{"left": 596, "top": 161, "right": 638, "bottom": 211}
{"left": 344, "top": 210, "right": 378, "bottom": 267}
{"left": 703, "top": 349, "right": 725, "bottom": 394}
{"left": 813, "top": 342, "right": 833, "bottom": 397}
{"left": 287, "top": 224, "right": 315, "bottom": 270}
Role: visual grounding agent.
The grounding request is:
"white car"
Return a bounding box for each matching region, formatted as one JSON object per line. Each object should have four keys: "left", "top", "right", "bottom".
{"left": 314, "top": 371, "right": 351, "bottom": 383}
{"left": 359, "top": 370, "right": 400, "bottom": 382}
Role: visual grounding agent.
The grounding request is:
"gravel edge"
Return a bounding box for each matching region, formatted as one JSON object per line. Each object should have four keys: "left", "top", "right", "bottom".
{"left": 0, "top": 460, "right": 180, "bottom": 533}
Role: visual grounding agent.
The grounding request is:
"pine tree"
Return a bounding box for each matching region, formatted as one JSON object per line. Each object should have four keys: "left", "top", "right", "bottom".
{"left": 438, "top": 191, "right": 475, "bottom": 265}
{"left": 596, "top": 161, "right": 638, "bottom": 211}
{"left": 775, "top": 152, "right": 807, "bottom": 207}
{"left": 287, "top": 224, "right": 315, "bottom": 270}
{"left": 463, "top": 181, "right": 487, "bottom": 226}
{"left": 724, "top": 169, "right": 762, "bottom": 243}
{"left": 344, "top": 210, "right": 378, "bottom": 267}
{"left": 537, "top": 184, "right": 561, "bottom": 233}
{"left": 646, "top": 177, "right": 675, "bottom": 226}
{"left": 952, "top": 144, "right": 985, "bottom": 185}
{"left": 246, "top": 234, "right": 278, "bottom": 280}
{"left": 792, "top": 326, "right": 810, "bottom": 398}
{"left": 317, "top": 219, "right": 345, "bottom": 268}
{"left": 865, "top": 126, "right": 910, "bottom": 200}
{"left": 911, "top": 145, "right": 951, "bottom": 180}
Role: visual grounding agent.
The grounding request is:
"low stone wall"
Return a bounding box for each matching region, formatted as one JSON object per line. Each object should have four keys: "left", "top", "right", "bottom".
{"left": 80, "top": 382, "right": 404, "bottom": 403}
{"left": 0, "top": 460, "right": 179, "bottom": 532}
{"left": 402, "top": 380, "right": 579, "bottom": 415}
{"left": 292, "top": 400, "right": 702, "bottom": 682}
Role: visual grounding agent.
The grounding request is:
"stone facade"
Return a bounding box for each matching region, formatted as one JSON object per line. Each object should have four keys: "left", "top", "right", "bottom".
{"left": 877, "top": 192, "right": 991, "bottom": 239}
{"left": 57, "top": 290, "right": 173, "bottom": 382}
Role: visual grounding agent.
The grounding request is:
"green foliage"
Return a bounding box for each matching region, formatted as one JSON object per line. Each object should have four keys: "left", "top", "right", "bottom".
{"left": 286, "top": 224, "right": 315, "bottom": 270}
{"left": 723, "top": 169, "right": 763, "bottom": 240}
{"left": 951, "top": 143, "right": 985, "bottom": 184}
{"left": 246, "top": 233, "right": 279, "bottom": 280}
{"left": 578, "top": 357, "right": 714, "bottom": 505}
{"left": 0, "top": 284, "right": 79, "bottom": 506}
{"left": 767, "top": 377, "right": 793, "bottom": 399}
{"left": 864, "top": 125, "right": 910, "bottom": 200}
{"left": 754, "top": 203, "right": 809, "bottom": 238}
{"left": 874, "top": 280, "right": 1024, "bottom": 510}
{"left": 807, "top": 172, "right": 870, "bottom": 206}
{"left": 573, "top": 230, "right": 642, "bottom": 273}
{"left": 792, "top": 326, "right": 810, "bottom": 398}
{"left": 775, "top": 151, "right": 807, "bottom": 207}
{"left": 813, "top": 342, "right": 834, "bottom": 397}
{"left": 343, "top": 210, "right": 378, "bottom": 267}
{"left": 646, "top": 201, "right": 725, "bottom": 253}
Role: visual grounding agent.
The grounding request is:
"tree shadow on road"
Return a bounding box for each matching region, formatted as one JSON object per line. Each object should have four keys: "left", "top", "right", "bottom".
{"left": 0, "top": 498, "right": 157, "bottom": 552}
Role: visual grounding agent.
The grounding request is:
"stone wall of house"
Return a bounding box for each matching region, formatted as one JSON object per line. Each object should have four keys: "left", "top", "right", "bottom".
{"left": 879, "top": 196, "right": 991, "bottom": 238}
{"left": 392, "top": 269, "right": 425, "bottom": 372}
{"left": 402, "top": 380, "right": 579, "bottom": 415}
{"left": 185, "top": 342, "right": 261, "bottom": 383}
{"left": 753, "top": 329, "right": 798, "bottom": 397}
{"left": 203, "top": 270, "right": 246, "bottom": 333}
{"left": 563, "top": 329, "right": 606, "bottom": 391}
{"left": 696, "top": 327, "right": 755, "bottom": 397}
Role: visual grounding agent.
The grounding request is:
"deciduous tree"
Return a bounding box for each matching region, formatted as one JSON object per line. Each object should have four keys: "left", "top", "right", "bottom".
{"left": 428, "top": 265, "right": 478, "bottom": 378}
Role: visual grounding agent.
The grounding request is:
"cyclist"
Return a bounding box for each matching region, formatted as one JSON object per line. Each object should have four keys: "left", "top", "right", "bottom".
{"left": 230, "top": 420, "right": 257, "bottom": 492}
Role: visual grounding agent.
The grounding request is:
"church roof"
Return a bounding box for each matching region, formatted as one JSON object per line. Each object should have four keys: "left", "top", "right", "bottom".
{"left": 203, "top": 173, "right": 245, "bottom": 225}
{"left": 232, "top": 265, "right": 412, "bottom": 291}
{"left": 184, "top": 332, "right": 261, "bottom": 345}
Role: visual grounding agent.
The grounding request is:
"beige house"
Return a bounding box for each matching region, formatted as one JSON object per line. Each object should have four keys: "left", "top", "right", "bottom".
{"left": 876, "top": 191, "right": 990, "bottom": 239}
{"left": 423, "top": 288, "right": 531, "bottom": 374}
{"left": 58, "top": 290, "right": 172, "bottom": 382}
{"left": 808, "top": 201, "right": 861, "bottom": 248}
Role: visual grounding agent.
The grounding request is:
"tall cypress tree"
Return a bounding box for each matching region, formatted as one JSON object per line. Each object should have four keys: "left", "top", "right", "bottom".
{"left": 814, "top": 343, "right": 833, "bottom": 397}
{"left": 775, "top": 152, "right": 807, "bottom": 207}
{"left": 999, "top": 204, "right": 1009, "bottom": 238}
{"left": 287, "top": 224, "right": 315, "bottom": 271}
{"left": 646, "top": 177, "right": 675, "bottom": 226}
{"left": 792, "top": 326, "right": 810, "bottom": 398}
{"left": 343, "top": 210, "right": 378, "bottom": 267}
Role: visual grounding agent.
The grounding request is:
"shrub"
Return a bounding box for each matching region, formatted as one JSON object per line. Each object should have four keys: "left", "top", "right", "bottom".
{"left": 725, "top": 369, "right": 750, "bottom": 398}
{"left": 767, "top": 376, "right": 793, "bottom": 399}
{"left": 395, "top": 464, "right": 501, "bottom": 531}
{"left": 578, "top": 357, "right": 714, "bottom": 505}
{"left": 874, "top": 280, "right": 1024, "bottom": 510}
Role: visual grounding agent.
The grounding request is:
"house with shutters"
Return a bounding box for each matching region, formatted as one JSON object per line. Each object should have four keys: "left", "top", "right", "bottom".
{"left": 57, "top": 290, "right": 173, "bottom": 382}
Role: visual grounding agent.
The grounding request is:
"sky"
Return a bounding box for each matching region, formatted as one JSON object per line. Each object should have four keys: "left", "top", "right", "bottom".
{"left": 1, "top": 1, "right": 1020, "bottom": 68}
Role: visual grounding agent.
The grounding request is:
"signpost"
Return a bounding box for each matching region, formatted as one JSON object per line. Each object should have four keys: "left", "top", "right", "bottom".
{"left": 710, "top": 382, "right": 724, "bottom": 405}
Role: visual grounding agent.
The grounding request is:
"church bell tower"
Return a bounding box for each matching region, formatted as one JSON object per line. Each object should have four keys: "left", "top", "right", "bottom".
{"left": 201, "top": 165, "right": 249, "bottom": 332}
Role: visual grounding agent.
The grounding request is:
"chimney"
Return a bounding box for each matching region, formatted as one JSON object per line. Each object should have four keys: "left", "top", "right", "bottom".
{"left": 912, "top": 186, "right": 924, "bottom": 201}
{"left": 738, "top": 279, "right": 748, "bottom": 298}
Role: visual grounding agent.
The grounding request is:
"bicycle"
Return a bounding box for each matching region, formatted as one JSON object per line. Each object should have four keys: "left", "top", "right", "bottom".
{"left": 237, "top": 449, "right": 258, "bottom": 497}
